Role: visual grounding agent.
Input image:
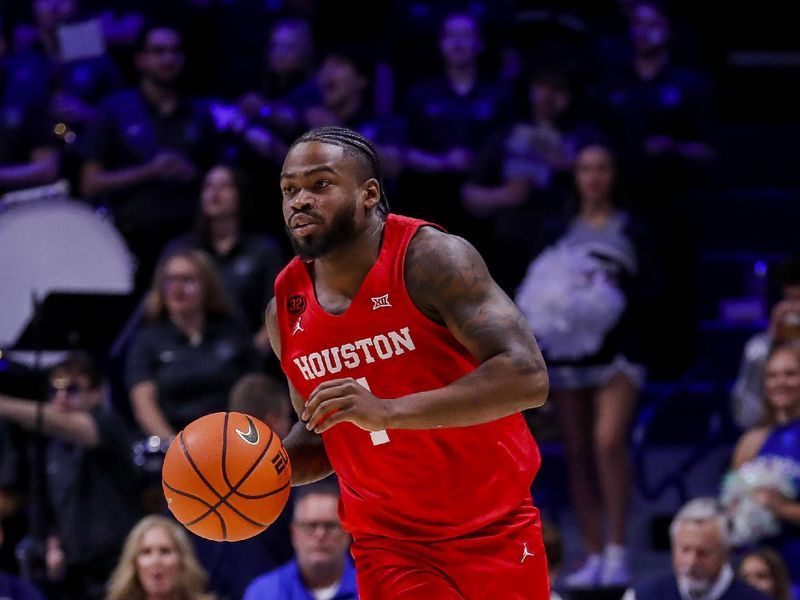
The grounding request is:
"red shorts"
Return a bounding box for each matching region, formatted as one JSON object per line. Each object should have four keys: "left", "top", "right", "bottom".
{"left": 350, "top": 499, "right": 550, "bottom": 600}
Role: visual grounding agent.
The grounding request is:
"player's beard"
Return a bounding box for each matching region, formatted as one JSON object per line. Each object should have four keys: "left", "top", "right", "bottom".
{"left": 288, "top": 201, "right": 357, "bottom": 261}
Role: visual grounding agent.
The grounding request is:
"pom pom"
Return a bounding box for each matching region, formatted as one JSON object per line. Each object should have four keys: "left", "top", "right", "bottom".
{"left": 720, "top": 456, "right": 800, "bottom": 546}
{"left": 515, "top": 243, "right": 626, "bottom": 360}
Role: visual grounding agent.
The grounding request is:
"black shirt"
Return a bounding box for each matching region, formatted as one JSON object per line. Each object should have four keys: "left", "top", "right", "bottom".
{"left": 46, "top": 405, "right": 142, "bottom": 565}
{"left": 85, "top": 88, "right": 219, "bottom": 229}
{"left": 165, "top": 233, "right": 285, "bottom": 333}
{"left": 404, "top": 76, "right": 514, "bottom": 153}
{"left": 125, "top": 314, "right": 257, "bottom": 431}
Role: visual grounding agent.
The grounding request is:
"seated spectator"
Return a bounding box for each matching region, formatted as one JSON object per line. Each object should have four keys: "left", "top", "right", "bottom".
{"left": 237, "top": 16, "right": 319, "bottom": 137}
{"left": 243, "top": 479, "right": 357, "bottom": 600}
{"left": 732, "top": 256, "right": 800, "bottom": 429}
{"left": 126, "top": 248, "right": 258, "bottom": 441}
{"left": 192, "top": 373, "right": 295, "bottom": 600}
{"left": 594, "top": 0, "right": 715, "bottom": 206}
{"left": 729, "top": 343, "right": 800, "bottom": 594}
{"left": 461, "top": 68, "right": 598, "bottom": 290}
{"left": 0, "top": 26, "right": 59, "bottom": 194}
{"left": 80, "top": 23, "right": 219, "bottom": 292}
{"left": 303, "top": 50, "right": 372, "bottom": 132}
{"left": 106, "top": 515, "right": 215, "bottom": 600}
{"left": 622, "top": 497, "right": 770, "bottom": 600}
{"left": 399, "top": 11, "right": 514, "bottom": 234}
{"left": 462, "top": 68, "right": 588, "bottom": 219}
{"left": 27, "top": 0, "right": 122, "bottom": 126}
{"left": 0, "top": 352, "right": 142, "bottom": 600}
{"left": 225, "top": 18, "right": 317, "bottom": 170}
{"left": 737, "top": 548, "right": 791, "bottom": 600}
{"left": 164, "top": 164, "right": 285, "bottom": 356}
{"left": 301, "top": 49, "right": 406, "bottom": 190}
{"left": 25, "top": 0, "right": 124, "bottom": 187}
{"left": 229, "top": 372, "right": 293, "bottom": 441}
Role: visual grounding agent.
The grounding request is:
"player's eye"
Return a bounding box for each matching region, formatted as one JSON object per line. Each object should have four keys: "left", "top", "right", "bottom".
{"left": 315, "top": 179, "right": 330, "bottom": 189}
{"left": 282, "top": 185, "right": 295, "bottom": 196}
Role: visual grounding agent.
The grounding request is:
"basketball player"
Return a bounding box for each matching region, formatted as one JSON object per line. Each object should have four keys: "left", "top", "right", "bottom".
{"left": 266, "top": 126, "right": 550, "bottom": 599}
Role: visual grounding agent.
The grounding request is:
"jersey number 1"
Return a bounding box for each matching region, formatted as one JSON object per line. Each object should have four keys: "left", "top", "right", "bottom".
{"left": 356, "top": 377, "right": 390, "bottom": 446}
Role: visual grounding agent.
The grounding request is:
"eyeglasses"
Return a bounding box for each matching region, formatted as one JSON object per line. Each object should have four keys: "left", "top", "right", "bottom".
{"left": 292, "top": 520, "right": 342, "bottom": 535}
{"left": 48, "top": 381, "right": 85, "bottom": 397}
{"left": 163, "top": 274, "right": 201, "bottom": 288}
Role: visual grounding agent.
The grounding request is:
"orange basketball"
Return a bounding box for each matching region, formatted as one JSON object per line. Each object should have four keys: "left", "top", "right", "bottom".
{"left": 162, "top": 412, "right": 292, "bottom": 542}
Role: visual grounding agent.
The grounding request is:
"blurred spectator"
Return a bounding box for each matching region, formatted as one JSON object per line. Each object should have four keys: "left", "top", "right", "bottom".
{"left": 623, "top": 497, "right": 770, "bottom": 600}
{"left": 737, "top": 548, "right": 791, "bottom": 600}
{"left": 301, "top": 49, "right": 406, "bottom": 188}
{"left": 0, "top": 20, "right": 59, "bottom": 195}
{"left": 163, "top": 164, "right": 285, "bottom": 357}
{"left": 729, "top": 343, "right": 800, "bottom": 594}
{"left": 192, "top": 373, "right": 295, "bottom": 600}
{"left": 399, "top": 11, "right": 513, "bottom": 234}
{"left": 516, "top": 142, "right": 654, "bottom": 588}
{"left": 591, "top": 0, "right": 710, "bottom": 377}
{"left": 243, "top": 479, "right": 357, "bottom": 600}
{"left": 241, "top": 17, "right": 318, "bottom": 114}
{"left": 461, "top": 67, "right": 599, "bottom": 291}
{"left": 0, "top": 352, "right": 142, "bottom": 600}
{"left": 106, "top": 514, "right": 216, "bottom": 600}
{"left": 229, "top": 373, "right": 293, "bottom": 440}
{"left": 20, "top": 0, "right": 124, "bottom": 187}
{"left": 232, "top": 17, "right": 319, "bottom": 155}
{"left": 303, "top": 51, "right": 372, "bottom": 132}
{"left": 595, "top": 0, "right": 715, "bottom": 205}
{"left": 217, "top": 17, "right": 318, "bottom": 231}
{"left": 732, "top": 256, "right": 800, "bottom": 429}
{"left": 125, "top": 248, "right": 258, "bottom": 441}
{"left": 462, "top": 68, "right": 583, "bottom": 217}
{"left": 80, "top": 23, "right": 219, "bottom": 292}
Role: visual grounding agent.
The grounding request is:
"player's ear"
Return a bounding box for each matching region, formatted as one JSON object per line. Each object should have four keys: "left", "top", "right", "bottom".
{"left": 362, "top": 178, "right": 381, "bottom": 210}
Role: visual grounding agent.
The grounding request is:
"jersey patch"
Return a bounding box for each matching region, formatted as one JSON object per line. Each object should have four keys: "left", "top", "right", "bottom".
{"left": 288, "top": 294, "right": 306, "bottom": 315}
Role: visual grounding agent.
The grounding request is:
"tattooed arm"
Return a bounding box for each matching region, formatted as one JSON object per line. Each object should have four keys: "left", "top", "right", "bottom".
{"left": 303, "top": 227, "right": 548, "bottom": 433}
{"left": 266, "top": 299, "right": 333, "bottom": 485}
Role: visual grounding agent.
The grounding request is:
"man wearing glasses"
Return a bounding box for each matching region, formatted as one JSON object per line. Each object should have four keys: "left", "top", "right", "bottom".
{"left": 243, "top": 479, "right": 358, "bottom": 600}
{"left": 0, "top": 351, "right": 142, "bottom": 600}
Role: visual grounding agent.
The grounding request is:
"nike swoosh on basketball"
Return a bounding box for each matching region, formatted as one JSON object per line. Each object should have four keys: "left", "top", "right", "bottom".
{"left": 236, "top": 416, "right": 260, "bottom": 445}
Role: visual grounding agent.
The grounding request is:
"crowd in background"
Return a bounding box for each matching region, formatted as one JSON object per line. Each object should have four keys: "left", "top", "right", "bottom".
{"left": 0, "top": 0, "right": 798, "bottom": 599}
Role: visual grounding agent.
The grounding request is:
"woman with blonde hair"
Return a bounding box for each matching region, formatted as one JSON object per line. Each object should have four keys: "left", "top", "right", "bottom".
{"left": 106, "top": 515, "right": 215, "bottom": 600}
{"left": 729, "top": 343, "right": 800, "bottom": 596}
{"left": 125, "top": 248, "right": 258, "bottom": 440}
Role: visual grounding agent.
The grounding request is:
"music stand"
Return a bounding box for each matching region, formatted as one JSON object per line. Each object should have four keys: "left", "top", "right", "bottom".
{"left": 14, "top": 291, "right": 137, "bottom": 358}
{"left": 10, "top": 291, "right": 136, "bottom": 585}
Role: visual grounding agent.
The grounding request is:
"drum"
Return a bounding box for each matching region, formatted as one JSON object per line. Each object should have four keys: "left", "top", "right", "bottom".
{"left": 0, "top": 199, "right": 134, "bottom": 347}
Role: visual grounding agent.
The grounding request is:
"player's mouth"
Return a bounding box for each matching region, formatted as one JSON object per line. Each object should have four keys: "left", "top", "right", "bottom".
{"left": 290, "top": 215, "right": 321, "bottom": 236}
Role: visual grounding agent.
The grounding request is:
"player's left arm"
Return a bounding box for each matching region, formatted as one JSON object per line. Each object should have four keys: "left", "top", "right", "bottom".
{"left": 304, "top": 227, "right": 548, "bottom": 432}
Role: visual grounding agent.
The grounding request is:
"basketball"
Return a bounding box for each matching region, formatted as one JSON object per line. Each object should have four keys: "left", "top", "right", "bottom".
{"left": 162, "top": 412, "right": 292, "bottom": 542}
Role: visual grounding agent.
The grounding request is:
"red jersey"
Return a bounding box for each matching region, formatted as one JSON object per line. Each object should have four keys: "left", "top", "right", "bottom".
{"left": 275, "top": 214, "right": 540, "bottom": 541}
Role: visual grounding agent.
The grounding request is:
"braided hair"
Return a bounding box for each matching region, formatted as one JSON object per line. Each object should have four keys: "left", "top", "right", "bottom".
{"left": 289, "top": 127, "right": 390, "bottom": 218}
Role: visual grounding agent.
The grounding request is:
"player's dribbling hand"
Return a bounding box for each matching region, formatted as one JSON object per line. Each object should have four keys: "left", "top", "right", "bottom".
{"left": 303, "top": 378, "right": 391, "bottom": 434}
